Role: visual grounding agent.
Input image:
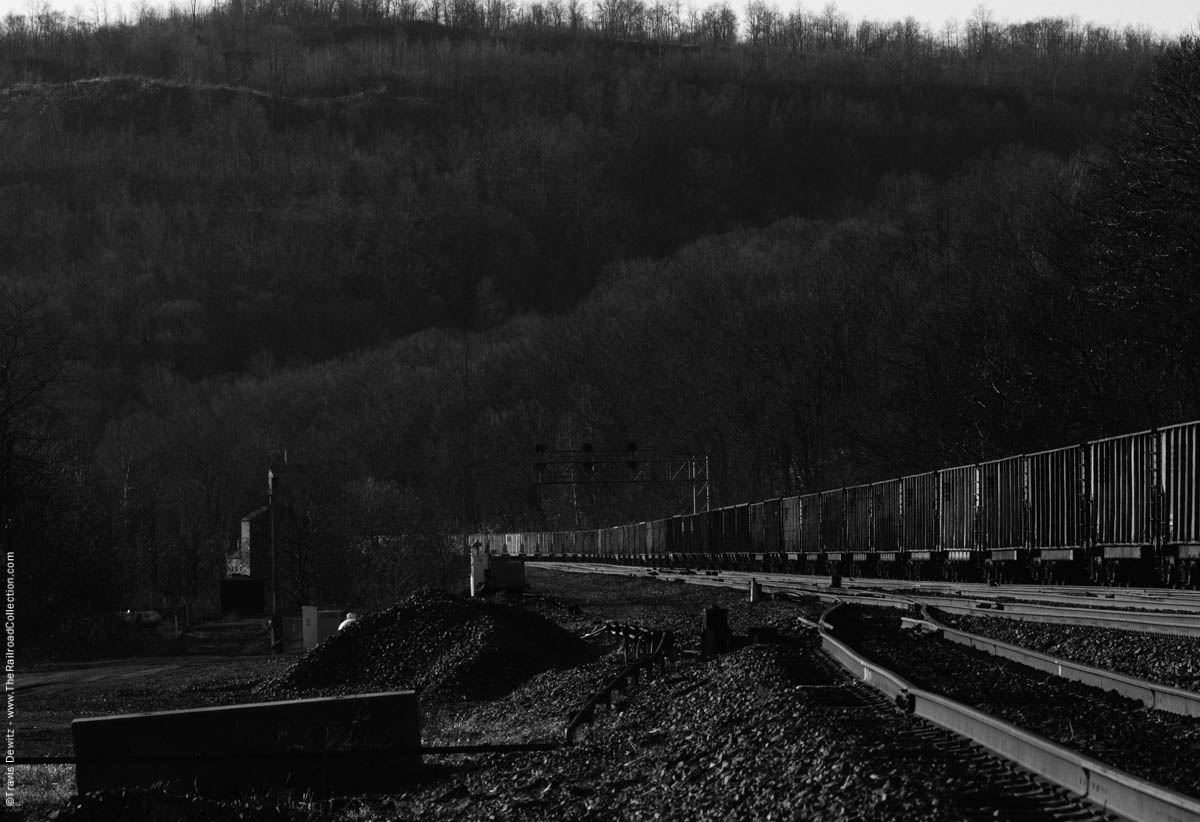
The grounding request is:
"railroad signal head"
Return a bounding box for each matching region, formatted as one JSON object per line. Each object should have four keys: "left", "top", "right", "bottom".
{"left": 535, "top": 443, "right": 546, "bottom": 474}
{"left": 582, "top": 442, "right": 594, "bottom": 473}
{"left": 627, "top": 441, "right": 638, "bottom": 473}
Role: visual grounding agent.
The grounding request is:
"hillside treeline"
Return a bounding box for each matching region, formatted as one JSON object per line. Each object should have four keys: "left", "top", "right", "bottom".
{"left": 2, "top": 21, "right": 1158, "bottom": 379}
{"left": 2, "top": 0, "right": 1164, "bottom": 95}
{"left": 2, "top": 12, "right": 1196, "bottom": 655}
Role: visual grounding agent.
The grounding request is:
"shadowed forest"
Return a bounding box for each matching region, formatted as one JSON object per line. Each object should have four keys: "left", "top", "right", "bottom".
{"left": 2, "top": 0, "right": 1198, "bottom": 655}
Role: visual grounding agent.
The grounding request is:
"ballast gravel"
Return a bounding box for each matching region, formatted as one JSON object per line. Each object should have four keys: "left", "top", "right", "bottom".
{"left": 404, "top": 641, "right": 997, "bottom": 822}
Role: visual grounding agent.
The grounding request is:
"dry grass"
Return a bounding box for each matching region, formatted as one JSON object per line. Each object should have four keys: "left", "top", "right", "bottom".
{"left": 14, "top": 763, "right": 74, "bottom": 809}
{"left": 422, "top": 702, "right": 564, "bottom": 746}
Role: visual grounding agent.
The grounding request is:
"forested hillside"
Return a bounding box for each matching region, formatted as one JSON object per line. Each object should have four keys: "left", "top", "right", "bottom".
{"left": 2, "top": 2, "right": 1196, "bottom": 655}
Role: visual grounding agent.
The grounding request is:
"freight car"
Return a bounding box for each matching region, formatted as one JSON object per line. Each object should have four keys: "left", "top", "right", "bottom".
{"left": 468, "top": 420, "right": 1200, "bottom": 587}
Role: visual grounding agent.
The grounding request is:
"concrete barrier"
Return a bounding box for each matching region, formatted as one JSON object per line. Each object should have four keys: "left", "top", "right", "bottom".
{"left": 73, "top": 690, "right": 420, "bottom": 795}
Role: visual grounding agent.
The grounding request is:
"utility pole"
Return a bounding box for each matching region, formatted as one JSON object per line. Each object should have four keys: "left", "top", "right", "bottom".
{"left": 268, "top": 465, "right": 279, "bottom": 652}
{"left": 461, "top": 330, "right": 478, "bottom": 535}
{"left": 690, "top": 455, "right": 711, "bottom": 515}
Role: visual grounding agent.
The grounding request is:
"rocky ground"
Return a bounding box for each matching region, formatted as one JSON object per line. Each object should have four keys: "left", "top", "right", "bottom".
{"left": 933, "top": 609, "right": 1200, "bottom": 691}
{"left": 15, "top": 569, "right": 1118, "bottom": 821}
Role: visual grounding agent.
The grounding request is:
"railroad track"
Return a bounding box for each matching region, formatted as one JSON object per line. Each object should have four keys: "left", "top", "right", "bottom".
{"left": 536, "top": 562, "right": 1200, "bottom": 635}
{"left": 532, "top": 564, "right": 1200, "bottom": 821}
{"left": 778, "top": 634, "right": 1118, "bottom": 822}
{"left": 826, "top": 604, "right": 1200, "bottom": 822}
{"left": 924, "top": 600, "right": 1200, "bottom": 635}
{"left": 914, "top": 607, "right": 1200, "bottom": 718}
{"left": 536, "top": 561, "right": 1200, "bottom": 610}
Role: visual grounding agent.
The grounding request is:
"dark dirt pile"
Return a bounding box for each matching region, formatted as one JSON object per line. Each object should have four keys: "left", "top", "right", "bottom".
{"left": 257, "top": 589, "right": 596, "bottom": 702}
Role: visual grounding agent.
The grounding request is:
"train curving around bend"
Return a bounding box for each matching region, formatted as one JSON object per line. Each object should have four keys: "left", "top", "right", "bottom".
{"left": 469, "top": 421, "right": 1200, "bottom": 587}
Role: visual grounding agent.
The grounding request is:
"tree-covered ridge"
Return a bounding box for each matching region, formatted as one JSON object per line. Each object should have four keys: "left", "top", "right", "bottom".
{"left": 0, "top": 24, "right": 1153, "bottom": 387}
{"left": 2, "top": 0, "right": 1165, "bottom": 95}
{"left": 1, "top": 4, "right": 1194, "bottom": 656}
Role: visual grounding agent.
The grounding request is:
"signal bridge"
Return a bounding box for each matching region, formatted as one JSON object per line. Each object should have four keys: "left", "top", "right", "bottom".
{"left": 533, "top": 445, "right": 710, "bottom": 513}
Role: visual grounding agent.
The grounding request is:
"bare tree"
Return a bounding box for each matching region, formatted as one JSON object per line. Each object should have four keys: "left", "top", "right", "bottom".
{"left": 0, "top": 289, "right": 63, "bottom": 559}
{"left": 745, "top": 0, "right": 777, "bottom": 45}
{"left": 696, "top": 1, "right": 735, "bottom": 44}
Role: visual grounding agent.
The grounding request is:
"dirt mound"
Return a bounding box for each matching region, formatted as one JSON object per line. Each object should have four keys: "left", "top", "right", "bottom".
{"left": 258, "top": 589, "right": 596, "bottom": 702}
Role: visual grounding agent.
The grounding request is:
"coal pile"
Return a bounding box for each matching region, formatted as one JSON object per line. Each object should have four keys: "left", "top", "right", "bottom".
{"left": 258, "top": 589, "right": 596, "bottom": 702}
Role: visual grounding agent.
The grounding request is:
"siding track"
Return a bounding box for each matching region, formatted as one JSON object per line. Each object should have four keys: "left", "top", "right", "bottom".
{"left": 533, "top": 565, "right": 1200, "bottom": 821}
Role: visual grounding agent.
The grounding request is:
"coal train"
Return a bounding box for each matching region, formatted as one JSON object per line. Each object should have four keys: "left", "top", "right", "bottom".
{"left": 469, "top": 420, "right": 1200, "bottom": 587}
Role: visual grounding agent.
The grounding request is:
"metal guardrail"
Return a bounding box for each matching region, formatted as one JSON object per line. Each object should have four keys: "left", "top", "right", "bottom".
{"left": 565, "top": 624, "right": 675, "bottom": 743}
{"left": 565, "top": 653, "right": 667, "bottom": 743}
{"left": 820, "top": 603, "right": 1200, "bottom": 822}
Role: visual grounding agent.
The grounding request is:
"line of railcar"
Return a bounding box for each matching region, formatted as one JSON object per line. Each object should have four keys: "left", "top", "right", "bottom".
{"left": 468, "top": 421, "right": 1200, "bottom": 586}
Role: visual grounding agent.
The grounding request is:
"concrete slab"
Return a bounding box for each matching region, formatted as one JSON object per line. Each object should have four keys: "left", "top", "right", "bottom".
{"left": 73, "top": 690, "right": 420, "bottom": 795}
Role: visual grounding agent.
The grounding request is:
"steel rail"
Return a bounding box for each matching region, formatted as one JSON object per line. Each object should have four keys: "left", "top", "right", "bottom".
{"left": 552, "top": 563, "right": 1200, "bottom": 703}
{"left": 913, "top": 609, "right": 1200, "bottom": 718}
{"left": 926, "top": 601, "right": 1200, "bottom": 636}
{"left": 533, "top": 560, "right": 1200, "bottom": 613}
{"left": 819, "top": 605, "right": 1200, "bottom": 822}
{"left": 534, "top": 563, "right": 1200, "bottom": 634}
{"left": 807, "top": 575, "right": 1200, "bottom": 614}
